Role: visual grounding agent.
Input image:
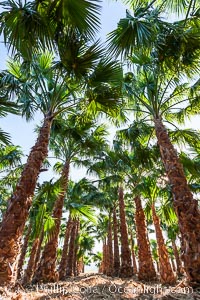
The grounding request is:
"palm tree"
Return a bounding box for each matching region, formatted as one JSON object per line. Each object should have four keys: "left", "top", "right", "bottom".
{"left": 118, "top": 186, "right": 133, "bottom": 277}
{"left": 106, "top": 211, "right": 114, "bottom": 277}
{"left": 88, "top": 149, "right": 133, "bottom": 278}
{"left": 58, "top": 214, "right": 73, "bottom": 280}
{"left": 134, "top": 195, "right": 157, "bottom": 281}
{"left": 57, "top": 179, "right": 97, "bottom": 279}
{"left": 167, "top": 224, "right": 183, "bottom": 277}
{"left": 108, "top": 3, "right": 200, "bottom": 283}
{"left": 0, "top": 46, "right": 123, "bottom": 284}
{"left": 112, "top": 204, "right": 120, "bottom": 277}
{"left": 141, "top": 177, "right": 176, "bottom": 284}
{"left": 22, "top": 179, "right": 60, "bottom": 284}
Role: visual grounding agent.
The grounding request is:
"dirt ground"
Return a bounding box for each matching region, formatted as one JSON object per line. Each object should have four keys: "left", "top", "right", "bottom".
{"left": 0, "top": 273, "right": 200, "bottom": 300}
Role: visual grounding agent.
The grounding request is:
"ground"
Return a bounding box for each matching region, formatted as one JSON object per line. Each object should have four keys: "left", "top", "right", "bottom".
{"left": 0, "top": 274, "right": 200, "bottom": 300}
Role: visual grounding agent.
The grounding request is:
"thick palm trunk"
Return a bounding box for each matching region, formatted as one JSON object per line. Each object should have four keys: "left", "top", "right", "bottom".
{"left": 130, "top": 232, "right": 138, "bottom": 274}
{"left": 118, "top": 187, "right": 133, "bottom": 278}
{"left": 172, "top": 240, "right": 183, "bottom": 276}
{"left": 106, "top": 213, "right": 113, "bottom": 277}
{"left": 66, "top": 220, "right": 77, "bottom": 277}
{"left": 35, "top": 161, "right": 70, "bottom": 283}
{"left": 23, "top": 238, "right": 40, "bottom": 285}
{"left": 17, "top": 223, "right": 32, "bottom": 279}
{"left": 58, "top": 215, "right": 73, "bottom": 280}
{"left": 113, "top": 207, "right": 120, "bottom": 277}
{"left": 152, "top": 204, "right": 176, "bottom": 284}
{"left": 134, "top": 196, "right": 156, "bottom": 281}
{"left": 0, "top": 117, "right": 52, "bottom": 286}
{"left": 154, "top": 118, "right": 200, "bottom": 284}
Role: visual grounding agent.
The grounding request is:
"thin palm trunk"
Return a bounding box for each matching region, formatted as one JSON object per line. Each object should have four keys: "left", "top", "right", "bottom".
{"left": 154, "top": 118, "right": 200, "bottom": 284}
{"left": 0, "top": 117, "right": 52, "bottom": 286}
{"left": 134, "top": 196, "right": 156, "bottom": 281}
{"left": 171, "top": 258, "right": 176, "bottom": 272}
{"left": 101, "top": 240, "right": 107, "bottom": 274}
{"left": 58, "top": 215, "right": 73, "bottom": 280}
{"left": 130, "top": 232, "right": 138, "bottom": 274}
{"left": 113, "top": 206, "right": 120, "bottom": 277}
{"left": 172, "top": 240, "right": 183, "bottom": 276}
{"left": 152, "top": 203, "right": 176, "bottom": 284}
{"left": 33, "top": 230, "right": 44, "bottom": 279}
{"left": 66, "top": 220, "right": 77, "bottom": 277}
{"left": 17, "top": 223, "right": 32, "bottom": 279}
{"left": 106, "top": 213, "right": 113, "bottom": 277}
{"left": 77, "top": 258, "right": 84, "bottom": 275}
{"left": 73, "top": 219, "right": 80, "bottom": 276}
{"left": 118, "top": 186, "right": 133, "bottom": 277}
{"left": 23, "top": 237, "right": 40, "bottom": 285}
{"left": 35, "top": 160, "right": 70, "bottom": 282}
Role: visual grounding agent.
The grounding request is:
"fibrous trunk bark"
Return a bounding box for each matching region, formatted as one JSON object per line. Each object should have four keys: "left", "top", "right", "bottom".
{"left": 172, "top": 240, "right": 183, "bottom": 276}
{"left": 0, "top": 117, "right": 52, "bottom": 286}
{"left": 152, "top": 203, "right": 176, "bottom": 284}
{"left": 154, "top": 118, "right": 200, "bottom": 285}
{"left": 101, "top": 241, "right": 107, "bottom": 274}
{"left": 17, "top": 223, "right": 32, "bottom": 280}
{"left": 35, "top": 160, "right": 70, "bottom": 283}
{"left": 134, "top": 196, "right": 156, "bottom": 281}
{"left": 33, "top": 229, "right": 44, "bottom": 281}
{"left": 66, "top": 220, "right": 77, "bottom": 277}
{"left": 118, "top": 186, "right": 133, "bottom": 278}
{"left": 113, "top": 206, "right": 120, "bottom": 277}
{"left": 106, "top": 213, "right": 113, "bottom": 277}
{"left": 130, "top": 232, "right": 138, "bottom": 274}
{"left": 58, "top": 215, "right": 72, "bottom": 280}
{"left": 73, "top": 220, "right": 80, "bottom": 276}
{"left": 23, "top": 238, "right": 40, "bottom": 285}
{"left": 171, "top": 258, "right": 176, "bottom": 272}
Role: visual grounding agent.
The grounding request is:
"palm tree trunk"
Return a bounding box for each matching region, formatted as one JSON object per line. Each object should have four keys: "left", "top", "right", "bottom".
{"left": 171, "top": 258, "right": 176, "bottom": 272}
{"left": 77, "top": 258, "right": 84, "bottom": 275}
{"left": 34, "top": 160, "right": 70, "bottom": 282}
{"left": 66, "top": 220, "right": 77, "bottom": 277}
{"left": 134, "top": 196, "right": 156, "bottom": 281}
{"left": 130, "top": 232, "right": 138, "bottom": 274}
{"left": 0, "top": 117, "right": 52, "bottom": 286}
{"left": 101, "top": 240, "right": 107, "bottom": 274}
{"left": 172, "top": 240, "right": 183, "bottom": 276}
{"left": 106, "top": 213, "right": 113, "bottom": 277}
{"left": 118, "top": 186, "right": 133, "bottom": 278}
{"left": 73, "top": 219, "right": 80, "bottom": 276}
{"left": 33, "top": 229, "right": 44, "bottom": 280}
{"left": 151, "top": 203, "right": 176, "bottom": 284}
{"left": 113, "top": 206, "right": 120, "bottom": 277}
{"left": 154, "top": 118, "right": 200, "bottom": 284}
{"left": 17, "top": 223, "right": 32, "bottom": 279}
{"left": 23, "top": 237, "right": 40, "bottom": 285}
{"left": 58, "top": 215, "right": 73, "bottom": 280}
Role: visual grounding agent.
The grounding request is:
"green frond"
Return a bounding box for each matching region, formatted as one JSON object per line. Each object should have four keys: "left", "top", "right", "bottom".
{"left": 107, "top": 9, "right": 157, "bottom": 58}
{"left": 45, "top": 0, "right": 101, "bottom": 40}
{"left": 169, "top": 128, "right": 200, "bottom": 148}
{"left": 0, "top": 0, "right": 54, "bottom": 58}
{"left": 70, "top": 204, "right": 97, "bottom": 224}
{"left": 0, "top": 128, "right": 11, "bottom": 145}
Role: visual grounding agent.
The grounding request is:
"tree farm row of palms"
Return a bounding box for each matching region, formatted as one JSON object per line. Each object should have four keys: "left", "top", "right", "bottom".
{"left": 0, "top": 0, "right": 200, "bottom": 287}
